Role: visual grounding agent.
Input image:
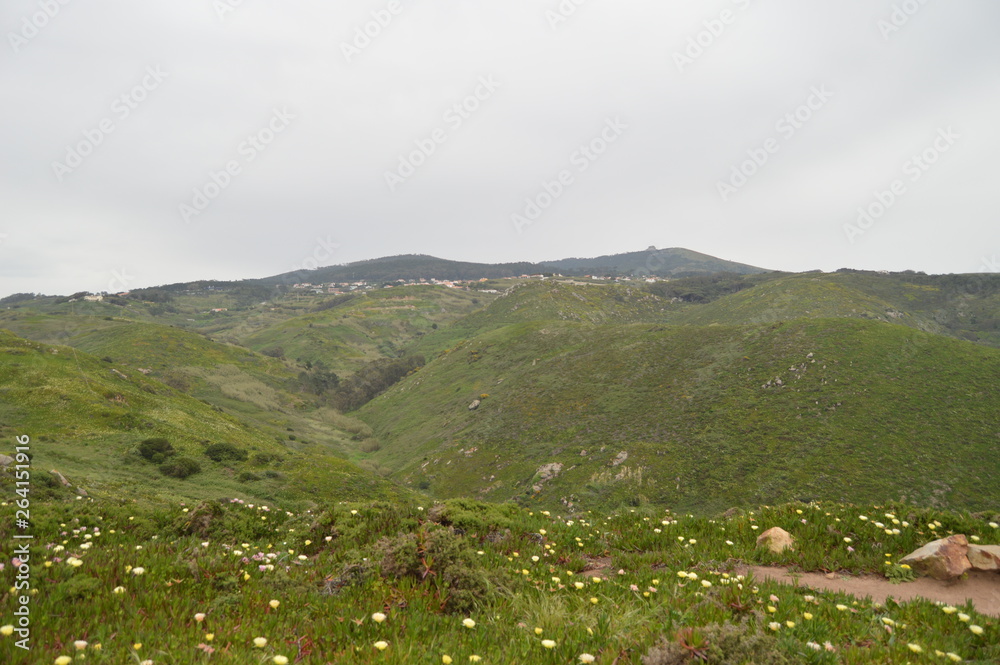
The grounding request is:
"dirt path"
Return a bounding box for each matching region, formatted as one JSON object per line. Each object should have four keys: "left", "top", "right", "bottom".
{"left": 740, "top": 566, "right": 1000, "bottom": 617}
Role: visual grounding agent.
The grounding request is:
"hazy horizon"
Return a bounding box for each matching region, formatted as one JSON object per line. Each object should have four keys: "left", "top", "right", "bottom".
{"left": 3, "top": 1, "right": 998, "bottom": 296}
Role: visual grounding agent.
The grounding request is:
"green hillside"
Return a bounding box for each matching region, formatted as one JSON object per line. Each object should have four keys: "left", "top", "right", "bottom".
{"left": 358, "top": 317, "right": 1000, "bottom": 514}
{"left": 540, "top": 246, "right": 767, "bottom": 276}
{"left": 0, "top": 330, "right": 407, "bottom": 508}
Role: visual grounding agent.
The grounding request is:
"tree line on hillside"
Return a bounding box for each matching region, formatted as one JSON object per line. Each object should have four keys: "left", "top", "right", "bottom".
{"left": 297, "top": 354, "right": 425, "bottom": 411}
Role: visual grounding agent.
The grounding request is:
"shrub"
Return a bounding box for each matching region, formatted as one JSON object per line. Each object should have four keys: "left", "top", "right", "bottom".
{"left": 204, "top": 442, "right": 248, "bottom": 462}
{"left": 159, "top": 457, "right": 201, "bottom": 479}
{"left": 138, "top": 437, "right": 174, "bottom": 461}
{"left": 237, "top": 471, "right": 261, "bottom": 482}
{"left": 375, "top": 526, "right": 501, "bottom": 614}
{"left": 642, "top": 621, "right": 795, "bottom": 665}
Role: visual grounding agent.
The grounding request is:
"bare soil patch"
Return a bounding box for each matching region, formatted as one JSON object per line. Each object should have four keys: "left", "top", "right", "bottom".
{"left": 741, "top": 566, "right": 1000, "bottom": 617}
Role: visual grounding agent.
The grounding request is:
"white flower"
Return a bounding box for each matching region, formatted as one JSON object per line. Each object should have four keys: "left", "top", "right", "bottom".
{"left": 462, "top": 618, "right": 476, "bottom": 628}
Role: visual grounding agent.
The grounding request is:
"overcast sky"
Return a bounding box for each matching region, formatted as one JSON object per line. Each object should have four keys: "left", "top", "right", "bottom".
{"left": 1, "top": 1, "right": 998, "bottom": 296}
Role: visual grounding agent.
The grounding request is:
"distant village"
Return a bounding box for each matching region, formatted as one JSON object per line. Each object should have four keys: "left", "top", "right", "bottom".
{"left": 289, "top": 273, "right": 666, "bottom": 295}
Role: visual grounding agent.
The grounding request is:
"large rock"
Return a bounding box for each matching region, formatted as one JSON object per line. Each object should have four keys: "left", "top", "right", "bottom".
{"left": 756, "top": 527, "right": 794, "bottom": 553}
{"left": 899, "top": 535, "right": 971, "bottom": 581}
{"left": 968, "top": 544, "right": 1000, "bottom": 572}
{"left": 0, "top": 454, "right": 14, "bottom": 468}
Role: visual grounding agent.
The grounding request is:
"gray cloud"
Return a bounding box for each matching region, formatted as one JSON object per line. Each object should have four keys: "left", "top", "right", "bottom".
{"left": 2, "top": 0, "right": 998, "bottom": 296}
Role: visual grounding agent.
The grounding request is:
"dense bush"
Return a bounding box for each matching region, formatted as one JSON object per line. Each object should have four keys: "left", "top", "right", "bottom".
{"left": 204, "top": 442, "right": 249, "bottom": 462}
{"left": 159, "top": 456, "right": 201, "bottom": 478}
{"left": 138, "top": 437, "right": 174, "bottom": 461}
{"left": 329, "top": 354, "right": 424, "bottom": 411}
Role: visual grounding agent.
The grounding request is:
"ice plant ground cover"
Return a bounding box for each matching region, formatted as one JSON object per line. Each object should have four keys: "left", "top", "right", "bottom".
{"left": 1, "top": 498, "right": 997, "bottom": 664}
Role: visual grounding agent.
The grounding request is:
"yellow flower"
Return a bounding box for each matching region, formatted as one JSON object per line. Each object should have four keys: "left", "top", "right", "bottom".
{"left": 574, "top": 582, "right": 585, "bottom": 589}
{"left": 374, "top": 641, "right": 388, "bottom": 651}
{"left": 836, "top": 604, "right": 848, "bottom": 611}
{"left": 579, "top": 655, "right": 596, "bottom": 664}
{"left": 907, "top": 643, "right": 923, "bottom": 653}
{"left": 442, "top": 656, "right": 453, "bottom": 664}
{"left": 590, "top": 597, "right": 599, "bottom": 604}
{"left": 205, "top": 634, "right": 214, "bottom": 642}
{"left": 534, "top": 627, "right": 543, "bottom": 635}
{"left": 273, "top": 657, "right": 289, "bottom": 665}
{"left": 541, "top": 639, "right": 556, "bottom": 649}
{"left": 469, "top": 656, "right": 481, "bottom": 663}
{"left": 768, "top": 622, "right": 780, "bottom": 631}
{"left": 942, "top": 606, "right": 957, "bottom": 614}
{"left": 969, "top": 625, "right": 984, "bottom": 635}
{"left": 372, "top": 612, "right": 386, "bottom": 623}
{"left": 946, "top": 653, "right": 963, "bottom": 662}
{"left": 462, "top": 618, "right": 476, "bottom": 628}
{"left": 133, "top": 643, "right": 142, "bottom": 650}
{"left": 785, "top": 621, "right": 795, "bottom": 628}
{"left": 254, "top": 637, "right": 268, "bottom": 648}
{"left": 269, "top": 599, "right": 280, "bottom": 609}
{"left": 55, "top": 658, "right": 73, "bottom": 665}
{"left": 803, "top": 613, "right": 813, "bottom": 620}
{"left": 1, "top": 625, "right": 14, "bottom": 636}
{"left": 958, "top": 613, "right": 971, "bottom": 622}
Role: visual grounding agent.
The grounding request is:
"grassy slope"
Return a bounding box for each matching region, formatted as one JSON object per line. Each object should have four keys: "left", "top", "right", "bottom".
{"left": 0, "top": 330, "right": 407, "bottom": 508}
{"left": 359, "top": 317, "right": 1000, "bottom": 514}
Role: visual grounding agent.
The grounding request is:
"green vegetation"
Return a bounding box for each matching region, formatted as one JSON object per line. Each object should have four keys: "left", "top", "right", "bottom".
{"left": 1, "top": 497, "right": 996, "bottom": 663}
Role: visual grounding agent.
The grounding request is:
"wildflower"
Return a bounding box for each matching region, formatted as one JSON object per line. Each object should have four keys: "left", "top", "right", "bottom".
{"left": 534, "top": 627, "right": 543, "bottom": 635}
{"left": 843, "top": 537, "right": 852, "bottom": 543}
{"left": 942, "top": 606, "right": 957, "bottom": 614}
{"left": 269, "top": 599, "right": 280, "bottom": 609}
{"left": 836, "top": 604, "right": 848, "bottom": 611}
{"left": 132, "top": 567, "right": 145, "bottom": 575}
{"left": 881, "top": 618, "right": 895, "bottom": 626}
{"left": 195, "top": 613, "right": 206, "bottom": 623}
{"left": 462, "top": 618, "right": 476, "bottom": 628}
{"left": 442, "top": 656, "right": 453, "bottom": 664}
{"left": 803, "top": 612, "right": 813, "bottom": 620}
{"left": 701, "top": 580, "right": 712, "bottom": 588}
{"left": 946, "top": 653, "right": 962, "bottom": 662}
{"left": 574, "top": 582, "right": 585, "bottom": 589}
{"left": 374, "top": 641, "right": 388, "bottom": 650}
{"left": 55, "top": 658, "right": 73, "bottom": 665}
{"left": 541, "top": 639, "right": 556, "bottom": 649}
{"left": 254, "top": 637, "right": 268, "bottom": 648}
{"left": 274, "top": 657, "right": 289, "bottom": 665}
{"left": 990, "top": 522, "right": 998, "bottom": 529}
{"left": 806, "top": 642, "right": 821, "bottom": 651}
{"left": 74, "top": 640, "right": 88, "bottom": 650}
{"left": 907, "top": 644, "right": 923, "bottom": 653}
{"left": 767, "top": 606, "right": 777, "bottom": 613}
{"left": 579, "top": 655, "right": 596, "bottom": 663}
{"left": 133, "top": 643, "right": 142, "bottom": 650}
{"left": 785, "top": 621, "right": 795, "bottom": 628}
{"left": 768, "top": 622, "right": 781, "bottom": 631}
{"left": 590, "top": 597, "right": 599, "bottom": 604}
{"left": 205, "top": 634, "right": 214, "bottom": 641}
{"left": 803, "top": 595, "right": 815, "bottom": 602}
{"left": 1, "top": 625, "right": 13, "bottom": 636}
{"left": 958, "top": 613, "right": 971, "bottom": 622}
{"left": 372, "top": 612, "right": 386, "bottom": 623}
{"left": 469, "top": 657, "right": 481, "bottom": 662}
{"left": 969, "top": 625, "right": 984, "bottom": 635}
{"left": 725, "top": 540, "right": 734, "bottom": 545}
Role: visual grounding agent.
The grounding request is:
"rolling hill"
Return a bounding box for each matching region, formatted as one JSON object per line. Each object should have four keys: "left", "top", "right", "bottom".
{"left": 358, "top": 315, "right": 1000, "bottom": 514}
{"left": 0, "top": 329, "right": 407, "bottom": 507}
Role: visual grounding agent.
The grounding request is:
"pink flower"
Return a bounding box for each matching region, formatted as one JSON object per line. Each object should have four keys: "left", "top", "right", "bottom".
{"left": 11, "top": 558, "right": 22, "bottom": 567}
{"left": 847, "top": 546, "right": 855, "bottom": 553}
{"left": 259, "top": 565, "right": 268, "bottom": 571}
{"left": 630, "top": 584, "right": 639, "bottom": 591}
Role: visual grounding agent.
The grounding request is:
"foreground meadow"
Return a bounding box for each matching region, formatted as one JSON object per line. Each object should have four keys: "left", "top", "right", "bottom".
{"left": 2, "top": 497, "right": 998, "bottom": 664}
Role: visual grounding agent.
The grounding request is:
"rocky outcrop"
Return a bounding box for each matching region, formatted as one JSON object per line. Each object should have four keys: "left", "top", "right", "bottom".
{"left": 756, "top": 527, "right": 794, "bottom": 553}
{"left": 532, "top": 463, "right": 563, "bottom": 492}
{"left": 968, "top": 544, "right": 1000, "bottom": 572}
{"left": 900, "top": 535, "right": 972, "bottom": 580}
